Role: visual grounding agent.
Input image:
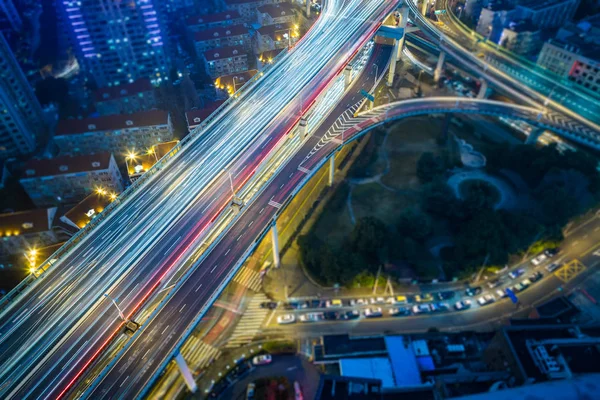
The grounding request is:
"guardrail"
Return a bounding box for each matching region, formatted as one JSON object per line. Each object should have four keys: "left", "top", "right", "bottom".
{"left": 0, "top": 48, "right": 291, "bottom": 311}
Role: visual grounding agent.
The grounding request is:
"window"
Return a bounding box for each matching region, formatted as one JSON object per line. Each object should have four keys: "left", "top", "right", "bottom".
{"left": 91, "top": 161, "right": 101, "bottom": 167}
{"left": 88, "top": 124, "right": 96, "bottom": 130}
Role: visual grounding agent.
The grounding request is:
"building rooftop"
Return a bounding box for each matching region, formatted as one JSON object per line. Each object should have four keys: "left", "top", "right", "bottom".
{"left": 315, "top": 335, "right": 388, "bottom": 362}
{"left": 258, "top": 48, "right": 285, "bottom": 63}
{"left": 126, "top": 140, "right": 179, "bottom": 177}
{"left": 94, "top": 79, "right": 154, "bottom": 103}
{"left": 0, "top": 208, "right": 56, "bottom": 238}
{"left": 215, "top": 69, "right": 258, "bottom": 94}
{"left": 340, "top": 358, "right": 396, "bottom": 388}
{"left": 385, "top": 336, "right": 423, "bottom": 387}
{"left": 203, "top": 46, "right": 247, "bottom": 61}
{"left": 258, "top": 22, "right": 298, "bottom": 40}
{"left": 56, "top": 110, "right": 169, "bottom": 136}
{"left": 186, "top": 100, "right": 226, "bottom": 128}
{"left": 60, "top": 193, "right": 113, "bottom": 230}
{"left": 194, "top": 24, "right": 249, "bottom": 42}
{"left": 315, "top": 375, "right": 383, "bottom": 400}
{"left": 505, "top": 19, "right": 538, "bottom": 33}
{"left": 186, "top": 10, "right": 242, "bottom": 26}
{"left": 21, "top": 153, "right": 113, "bottom": 179}
{"left": 257, "top": 3, "right": 296, "bottom": 18}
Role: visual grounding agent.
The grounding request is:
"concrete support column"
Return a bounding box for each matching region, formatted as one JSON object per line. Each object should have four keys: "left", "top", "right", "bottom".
{"left": 421, "top": 0, "right": 428, "bottom": 16}
{"left": 344, "top": 65, "right": 352, "bottom": 88}
{"left": 434, "top": 51, "right": 446, "bottom": 83}
{"left": 397, "top": 7, "right": 409, "bottom": 61}
{"left": 298, "top": 117, "right": 308, "bottom": 137}
{"left": 271, "top": 219, "right": 280, "bottom": 268}
{"left": 526, "top": 128, "right": 545, "bottom": 145}
{"left": 306, "top": 0, "right": 311, "bottom": 17}
{"left": 388, "top": 39, "right": 399, "bottom": 86}
{"left": 477, "top": 79, "right": 488, "bottom": 99}
{"left": 329, "top": 155, "right": 335, "bottom": 186}
{"left": 175, "top": 352, "right": 197, "bottom": 393}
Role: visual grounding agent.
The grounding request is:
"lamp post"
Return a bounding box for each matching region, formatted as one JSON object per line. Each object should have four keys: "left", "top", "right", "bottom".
{"left": 104, "top": 293, "right": 126, "bottom": 321}
{"left": 125, "top": 150, "right": 137, "bottom": 175}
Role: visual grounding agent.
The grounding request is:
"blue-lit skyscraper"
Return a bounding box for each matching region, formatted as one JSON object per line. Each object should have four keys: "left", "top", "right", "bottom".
{"left": 58, "top": 0, "right": 170, "bottom": 87}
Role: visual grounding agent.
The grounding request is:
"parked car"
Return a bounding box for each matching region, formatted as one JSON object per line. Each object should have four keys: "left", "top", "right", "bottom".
{"left": 412, "top": 304, "right": 432, "bottom": 314}
{"left": 436, "top": 291, "right": 455, "bottom": 300}
{"left": 465, "top": 287, "right": 482, "bottom": 297}
{"left": 454, "top": 300, "right": 472, "bottom": 310}
{"left": 324, "top": 311, "right": 339, "bottom": 321}
{"left": 531, "top": 254, "right": 547, "bottom": 266}
{"left": 415, "top": 293, "right": 434, "bottom": 302}
{"left": 529, "top": 271, "right": 543, "bottom": 283}
{"left": 326, "top": 299, "right": 343, "bottom": 308}
{"left": 277, "top": 314, "right": 296, "bottom": 325}
{"left": 432, "top": 302, "right": 449, "bottom": 312}
{"left": 496, "top": 289, "right": 508, "bottom": 298}
{"left": 509, "top": 268, "right": 525, "bottom": 279}
{"left": 252, "top": 354, "right": 272, "bottom": 366}
{"left": 520, "top": 279, "right": 532, "bottom": 289}
{"left": 299, "top": 313, "right": 324, "bottom": 323}
{"left": 487, "top": 279, "right": 502, "bottom": 289}
{"left": 364, "top": 307, "right": 383, "bottom": 318}
{"left": 350, "top": 298, "right": 368, "bottom": 306}
{"left": 477, "top": 294, "right": 496, "bottom": 306}
{"left": 512, "top": 283, "right": 525, "bottom": 293}
{"left": 546, "top": 263, "right": 562, "bottom": 273}
{"left": 369, "top": 297, "right": 386, "bottom": 305}
{"left": 544, "top": 248, "right": 560, "bottom": 257}
{"left": 260, "top": 302, "right": 278, "bottom": 309}
{"left": 387, "top": 295, "right": 408, "bottom": 304}
{"left": 389, "top": 307, "right": 411, "bottom": 316}
{"left": 342, "top": 310, "right": 360, "bottom": 320}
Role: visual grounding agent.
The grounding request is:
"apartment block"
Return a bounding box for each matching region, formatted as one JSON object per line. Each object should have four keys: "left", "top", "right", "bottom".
{"left": 0, "top": 208, "right": 61, "bottom": 255}
{"left": 256, "top": 3, "right": 296, "bottom": 25}
{"left": 255, "top": 22, "right": 299, "bottom": 53}
{"left": 193, "top": 24, "right": 251, "bottom": 53}
{"left": 203, "top": 46, "right": 249, "bottom": 78}
{"left": 94, "top": 79, "right": 157, "bottom": 115}
{"left": 186, "top": 10, "right": 244, "bottom": 32}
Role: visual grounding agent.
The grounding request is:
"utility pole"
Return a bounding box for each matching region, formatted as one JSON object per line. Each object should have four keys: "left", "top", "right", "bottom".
{"left": 104, "top": 293, "right": 126, "bottom": 321}
{"left": 373, "top": 265, "right": 382, "bottom": 294}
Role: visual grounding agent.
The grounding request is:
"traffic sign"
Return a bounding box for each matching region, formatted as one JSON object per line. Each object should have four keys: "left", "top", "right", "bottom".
{"left": 434, "top": 10, "right": 447, "bottom": 15}
{"left": 360, "top": 89, "right": 374, "bottom": 102}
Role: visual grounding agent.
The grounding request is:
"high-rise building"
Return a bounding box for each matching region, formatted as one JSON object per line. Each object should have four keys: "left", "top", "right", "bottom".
{"left": 57, "top": 0, "right": 170, "bottom": 87}
{"left": 0, "top": 32, "right": 44, "bottom": 159}
{"left": 0, "top": 0, "right": 22, "bottom": 36}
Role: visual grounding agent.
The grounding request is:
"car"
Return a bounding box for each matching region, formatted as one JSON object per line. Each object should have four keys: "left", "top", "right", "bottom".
{"left": 364, "top": 307, "right": 383, "bottom": 318}
{"left": 324, "top": 311, "right": 339, "bottom": 321}
{"left": 252, "top": 354, "right": 272, "bottom": 366}
{"left": 436, "top": 291, "right": 455, "bottom": 300}
{"left": 509, "top": 268, "right": 525, "bottom": 279}
{"left": 370, "top": 297, "right": 386, "bottom": 305}
{"left": 520, "top": 278, "right": 532, "bottom": 288}
{"left": 531, "top": 254, "right": 547, "bottom": 266}
{"left": 299, "top": 312, "right": 324, "bottom": 323}
{"left": 277, "top": 314, "right": 296, "bottom": 325}
{"left": 389, "top": 307, "right": 411, "bottom": 316}
{"left": 465, "top": 287, "right": 482, "bottom": 297}
{"left": 415, "top": 293, "right": 434, "bottom": 302}
{"left": 454, "top": 300, "right": 472, "bottom": 310}
{"left": 496, "top": 289, "right": 508, "bottom": 298}
{"left": 412, "top": 304, "right": 432, "bottom": 314}
{"left": 326, "top": 299, "right": 343, "bottom": 308}
{"left": 544, "top": 248, "right": 560, "bottom": 257}
{"left": 529, "top": 271, "right": 543, "bottom": 283}
{"left": 260, "top": 302, "right": 278, "bottom": 309}
{"left": 246, "top": 383, "right": 256, "bottom": 399}
{"left": 342, "top": 310, "right": 360, "bottom": 320}
{"left": 477, "top": 294, "right": 496, "bottom": 306}
{"left": 487, "top": 279, "right": 502, "bottom": 289}
{"left": 512, "top": 283, "right": 525, "bottom": 292}
{"left": 309, "top": 299, "right": 324, "bottom": 308}
{"left": 350, "top": 298, "right": 368, "bottom": 306}
{"left": 293, "top": 301, "right": 308, "bottom": 309}
{"left": 546, "top": 263, "right": 561, "bottom": 273}
{"left": 387, "top": 295, "right": 408, "bottom": 304}
{"left": 432, "top": 302, "right": 450, "bottom": 312}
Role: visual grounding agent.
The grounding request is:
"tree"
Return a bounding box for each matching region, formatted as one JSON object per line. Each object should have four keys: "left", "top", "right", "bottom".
{"left": 416, "top": 152, "right": 446, "bottom": 183}
{"left": 349, "top": 217, "right": 389, "bottom": 267}
{"left": 421, "top": 181, "right": 462, "bottom": 220}
{"left": 397, "top": 208, "right": 432, "bottom": 241}
{"left": 461, "top": 180, "right": 500, "bottom": 213}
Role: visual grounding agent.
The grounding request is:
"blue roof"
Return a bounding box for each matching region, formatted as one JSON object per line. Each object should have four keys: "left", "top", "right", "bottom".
{"left": 339, "top": 358, "right": 396, "bottom": 388}
{"left": 385, "top": 336, "right": 422, "bottom": 387}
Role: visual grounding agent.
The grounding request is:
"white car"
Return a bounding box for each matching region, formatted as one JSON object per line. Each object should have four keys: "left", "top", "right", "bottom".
{"left": 531, "top": 254, "right": 547, "bottom": 266}
{"left": 454, "top": 300, "right": 472, "bottom": 310}
{"left": 277, "top": 314, "right": 296, "bottom": 325}
{"left": 350, "top": 298, "right": 368, "bottom": 306}
{"left": 477, "top": 294, "right": 496, "bottom": 306}
{"left": 496, "top": 289, "right": 508, "bottom": 298}
{"left": 412, "top": 304, "right": 432, "bottom": 314}
{"left": 364, "top": 307, "right": 383, "bottom": 318}
{"left": 252, "top": 354, "right": 272, "bottom": 365}
{"left": 299, "top": 312, "right": 323, "bottom": 323}
{"left": 370, "top": 297, "right": 386, "bottom": 304}
{"left": 546, "top": 263, "right": 561, "bottom": 273}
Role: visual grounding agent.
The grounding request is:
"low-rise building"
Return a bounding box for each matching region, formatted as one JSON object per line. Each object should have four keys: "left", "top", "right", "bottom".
{"left": 256, "top": 3, "right": 296, "bottom": 25}
{"left": 203, "top": 46, "right": 249, "bottom": 78}
{"left": 186, "top": 10, "right": 244, "bottom": 32}
{"left": 94, "top": 79, "right": 157, "bottom": 115}
{"left": 516, "top": 0, "right": 579, "bottom": 30}
{"left": 499, "top": 19, "right": 541, "bottom": 56}
{"left": 125, "top": 140, "right": 179, "bottom": 181}
{"left": 185, "top": 100, "right": 226, "bottom": 132}
{"left": 20, "top": 153, "right": 123, "bottom": 207}
{"left": 0, "top": 208, "right": 60, "bottom": 255}
{"left": 257, "top": 48, "right": 285, "bottom": 69}
{"left": 225, "top": 0, "right": 286, "bottom": 22}
{"left": 54, "top": 110, "right": 173, "bottom": 157}
{"left": 215, "top": 69, "right": 258, "bottom": 97}
{"left": 193, "top": 24, "right": 251, "bottom": 54}
{"left": 476, "top": 2, "right": 518, "bottom": 43}
{"left": 59, "top": 192, "right": 114, "bottom": 231}
{"left": 255, "top": 22, "right": 299, "bottom": 53}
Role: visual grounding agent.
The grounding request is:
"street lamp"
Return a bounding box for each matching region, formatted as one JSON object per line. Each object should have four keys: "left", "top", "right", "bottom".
{"left": 125, "top": 150, "right": 137, "bottom": 173}
{"left": 104, "top": 293, "right": 126, "bottom": 321}
{"left": 147, "top": 148, "right": 158, "bottom": 163}
{"left": 457, "top": 6, "right": 463, "bottom": 19}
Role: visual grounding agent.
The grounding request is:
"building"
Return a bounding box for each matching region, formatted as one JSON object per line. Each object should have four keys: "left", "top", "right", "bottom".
{"left": 94, "top": 79, "right": 158, "bottom": 115}
{"left": 257, "top": 48, "right": 285, "bottom": 69}
{"left": 0, "top": 33, "right": 45, "bottom": 159}
{"left": 215, "top": 69, "right": 258, "bottom": 97}
{"left": 186, "top": 10, "right": 244, "bottom": 32}
{"left": 57, "top": 0, "right": 170, "bottom": 87}
{"left": 59, "top": 192, "right": 115, "bottom": 231}
{"left": 193, "top": 24, "right": 251, "bottom": 54}
{"left": 255, "top": 22, "right": 299, "bottom": 53}
{"left": 185, "top": 100, "right": 226, "bottom": 132}
{"left": 20, "top": 153, "right": 123, "bottom": 207}
{"left": 499, "top": 19, "right": 541, "bottom": 55}
{"left": 0, "top": 0, "right": 22, "bottom": 35}
{"left": 225, "top": 0, "right": 286, "bottom": 22}
{"left": 256, "top": 3, "right": 297, "bottom": 25}
{"left": 54, "top": 110, "right": 173, "bottom": 157}
{"left": 476, "top": 2, "right": 518, "bottom": 43}
{"left": 516, "top": 0, "right": 579, "bottom": 30}
{"left": 0, "top": 208, "right": 61, "bottom": 255}
{"left": 125, "top": 140, "right": 178, "bottom": 181}
{"left": 203, "top": 46, "right": 249, "bottom": 78}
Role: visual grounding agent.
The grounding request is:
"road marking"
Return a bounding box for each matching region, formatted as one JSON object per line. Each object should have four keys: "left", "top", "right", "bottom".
{"left": 297, "top": 166, "right": 310, "bottom": 174}
{"left": 201, "top": 197, "right": 217, "bottom": 214}
{"left": 248, "top": 220, "right": 254, "bottom": 227}
{"left": 279, "top": 183, "right": 285, "bottom": 189}
{"left": 225, "top": 248, "right": 231, "bottom": 256}
{"left": 259, "top": 207, "right": 265, "bottom": 214}
{"left": 161, "top": 325, "right": 170, "bottom": 335}
{"left": 555, "top": 259, "right": 586, "bottom": 282}
{"left": 164, "top": 236, "right": 182, "bottom": 255}
{"left": 264, "top": 309, "right": 277, "bottom": 326}
{"left": 237, "top": 234, "right": 243, "bottom": 241}
{"left": 572, "top": 241, "right": 579, "bottom": 247}
{"left": 268, "top": 200, "right": 283, "bottom": 209}
{"left": 179, "top": 304, "right": 187, "bottom": 313}
{"left": 195, "top": 284, "right": 203, "bottom": 293}
{"left": 211, "top": 264, "right": 218, "bottom": 273}
{"left": 142, "top": 349, "right": 150, "bottom": 359}
{"left": 120, "top": 376, "right": 129, "bottom": 388}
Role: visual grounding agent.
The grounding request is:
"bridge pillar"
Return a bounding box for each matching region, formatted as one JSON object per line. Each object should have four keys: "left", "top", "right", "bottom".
{"left": 388, "top": 38, "right": 400, "bottom": 86}
{"left": 421, "top": 0, "right": 429, "bottom": 16}
{"left": 477, "top": 80, "right": 488, "bottom": 99}
{"left": 271, "top": 218, "right": 280, "bottom": 268}
{"left": 344, "top": 65, "right": 352, "bottom": 88}
{"left": 175, "top": 352, "right": 198, "bottom": 393}
{"left": 329, "top": 155, "right": 335, "bottom": 186}
{"left": 298, "top": 117, "right": 308, "bottom": 137}
{"left": 397, "top": 7, "right": 409, "bottom": 61}
{"left": 306, "top": 0, "right": 311, "bottom": 17}
{"left": 526, "top": 128, "right": 545, "bottom": 145}
{"left": 434, "top": 51, "right": 446, "bottom": 83}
